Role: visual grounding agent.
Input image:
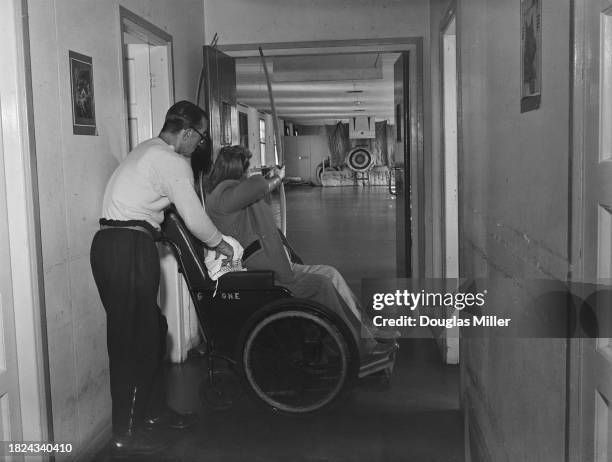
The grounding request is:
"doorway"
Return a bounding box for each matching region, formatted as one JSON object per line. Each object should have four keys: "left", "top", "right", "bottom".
{"left": 218, "top": 38, "right": 425, "bottom": 280}
{"left": 119, "top": 8, "right": 198, "bottom": 363}
{"left": 119, "top": 6, "right": 174, "bottom": 149}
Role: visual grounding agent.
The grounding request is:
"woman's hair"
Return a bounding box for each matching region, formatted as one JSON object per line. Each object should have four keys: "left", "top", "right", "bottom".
{"left": 191, "top": 142, "right": 213, "bottom": 201}
{"left": 206, "top": 145, "right": 252, "bottom": 193}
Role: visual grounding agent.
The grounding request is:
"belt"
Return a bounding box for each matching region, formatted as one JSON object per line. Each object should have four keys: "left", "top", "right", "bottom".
{"left": 100, "top": 224, "right": 153, "bottom": 238}
{"left": 99, "top": 218, "right": 160, "bottom": 240}
{"left": 242, "top": 239, "right": 262, "bottom": 262}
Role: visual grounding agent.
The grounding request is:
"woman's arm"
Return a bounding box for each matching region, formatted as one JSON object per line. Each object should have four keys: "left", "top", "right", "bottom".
{"left": 167, "top": 180, "right": 235, "bottom": 260}
{"left": 218, "top": 175, "right": 277, "bottom": 213}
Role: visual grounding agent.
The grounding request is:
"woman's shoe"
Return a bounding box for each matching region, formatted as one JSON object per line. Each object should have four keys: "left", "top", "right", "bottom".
{"left": 368, "top": 341, "right": 398, "bottom": 358}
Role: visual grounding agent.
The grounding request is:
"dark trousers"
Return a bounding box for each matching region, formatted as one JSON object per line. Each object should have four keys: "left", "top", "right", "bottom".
{"left": 90, "top": 228, "right": 168, "bottom": 435}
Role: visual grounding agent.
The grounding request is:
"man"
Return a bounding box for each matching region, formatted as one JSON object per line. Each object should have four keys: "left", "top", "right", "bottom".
{"left": 90, "top": 101, "right": 233, "bottom": 455}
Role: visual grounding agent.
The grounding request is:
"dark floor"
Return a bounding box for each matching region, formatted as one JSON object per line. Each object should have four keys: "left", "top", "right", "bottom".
{"left": 95, "top": 186, "right": 463, "bottom": 462}
{"left": 281, "top": 185, "right": 398, "bottom": 296}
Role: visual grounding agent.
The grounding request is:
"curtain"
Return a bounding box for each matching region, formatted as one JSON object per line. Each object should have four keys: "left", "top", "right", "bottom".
{"left": 325, "top": 121, "right": 394, "bottom": 167}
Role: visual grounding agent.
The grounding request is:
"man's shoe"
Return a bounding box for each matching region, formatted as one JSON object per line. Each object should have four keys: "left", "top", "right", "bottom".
{"left": 144, "top": 407, "right": 198, "bottom": 430}
{"left": 111, "top": 430, "right": 169, "bottom": 456}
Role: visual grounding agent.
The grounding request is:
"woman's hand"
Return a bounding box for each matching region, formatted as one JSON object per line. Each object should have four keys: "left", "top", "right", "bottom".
{"left": 272, "top": 165, "right": 286, "bottom": 180}
{"left": 266, "top": 165, "right": 285, "bottom": 180}
{"left": 264, "top": 165, "right": 285, "bottom": 193}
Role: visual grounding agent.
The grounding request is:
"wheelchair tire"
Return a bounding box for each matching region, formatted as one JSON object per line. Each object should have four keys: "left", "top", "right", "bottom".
{"left": 240, "top": 304, "right": 351, "bottom": 415}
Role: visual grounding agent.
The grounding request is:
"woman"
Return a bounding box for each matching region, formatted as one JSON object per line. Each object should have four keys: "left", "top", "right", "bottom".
{"left": 204, "top": 145, "right": 394, "bottom": 355}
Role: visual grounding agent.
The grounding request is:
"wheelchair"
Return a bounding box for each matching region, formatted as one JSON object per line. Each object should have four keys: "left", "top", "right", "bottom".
{"left": 159, "top": 209, "right": 397, "bottom": 415}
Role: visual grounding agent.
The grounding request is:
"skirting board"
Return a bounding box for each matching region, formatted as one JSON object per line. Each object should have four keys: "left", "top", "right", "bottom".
{"left": 464, "top": 391, "right": 495, "bottom": 462}
{"left": 74, "top": 422, "right": 111, "bottom": 462}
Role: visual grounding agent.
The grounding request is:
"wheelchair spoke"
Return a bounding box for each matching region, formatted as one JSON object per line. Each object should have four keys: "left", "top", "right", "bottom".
{"left": 242, "top": 309, "right": 350, "bottom": 414}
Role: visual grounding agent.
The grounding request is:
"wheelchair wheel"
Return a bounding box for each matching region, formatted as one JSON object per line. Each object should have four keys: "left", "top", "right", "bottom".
{"left": 241, "top": 307, "right": 350, "bottom": 415}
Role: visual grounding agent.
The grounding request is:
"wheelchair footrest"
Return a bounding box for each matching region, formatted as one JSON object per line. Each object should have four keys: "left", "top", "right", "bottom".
{"left": 357, "top": 345, "right": 398, "bottom": 379}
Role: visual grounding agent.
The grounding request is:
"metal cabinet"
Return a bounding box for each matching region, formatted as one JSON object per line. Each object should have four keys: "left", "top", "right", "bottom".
{"left": 283, "top": 135, "right": 330, "bottom": 183}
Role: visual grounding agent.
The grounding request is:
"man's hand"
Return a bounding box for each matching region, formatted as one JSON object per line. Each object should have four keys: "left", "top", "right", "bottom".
{"left": 214, "top": 239, "right": 234, "bottom": 262}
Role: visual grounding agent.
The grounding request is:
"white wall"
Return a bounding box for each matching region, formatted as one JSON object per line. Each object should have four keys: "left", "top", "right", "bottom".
{"left": 204, "top": 0, "right": 430, "bottom": 45}
{"left": 28, "top": 0, "right": 205, "bottom": 457}
{"left": 428, "top": 0, "right": 571, "bottom": 460}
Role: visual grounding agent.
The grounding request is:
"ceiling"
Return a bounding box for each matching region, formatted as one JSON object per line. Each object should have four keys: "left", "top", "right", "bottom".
{"left": 235, "top": 52, "right": 400, "bottom": 126}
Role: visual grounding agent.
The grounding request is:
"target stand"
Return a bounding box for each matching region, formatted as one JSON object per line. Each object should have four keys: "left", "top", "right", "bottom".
{"left": 345, "top": 147, "right": 374, "bottom": 185}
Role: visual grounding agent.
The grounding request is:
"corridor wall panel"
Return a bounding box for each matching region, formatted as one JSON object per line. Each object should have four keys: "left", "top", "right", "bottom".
{"left": 429, "top": 0, "right": 572, "bottom": 460}
{"left": 27, "top": 0, "right": 205, "bottom": 459}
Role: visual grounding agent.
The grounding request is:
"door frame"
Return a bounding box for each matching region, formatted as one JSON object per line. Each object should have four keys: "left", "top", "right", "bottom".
{"left": 118, "top": 6, "right": 175, "bottom": 158}
{"left": 567, "top": 0, "right": 595, "bottom": 460}
{"left": 439, "top": 2, "right": 459, "bottom": 281}
{"left": 438, "top": 1, "right": 460, "bottom": 366}
{"left": 219, "top": 37, "right": 426, "bottom": 279}
{"left": 1, "top": 0, "right": 52, "bottom": 444}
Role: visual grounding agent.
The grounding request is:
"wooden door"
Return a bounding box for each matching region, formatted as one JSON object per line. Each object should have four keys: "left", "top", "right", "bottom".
{"left": 299, "top": 137, "right": 313, "bottom": 182}
{"left": 148, "top": 45, "right": 172, "bottom": 135}
{"left": 284, "top": 136, "right": 300, "bottom": 178}
{"left": 125, "top": 43, "right": 153, "bottom": 149}
{"left": 573, "top": 1, "right": 612, "bottom": 460}
{"left": 238, "top": 110, "right": 249, "bottom": 148}
{"left": 284, "top": 136, "right": 312, "bottom": 181}
{"left": 393, "top": 53, "right": 411, "bottom": 277}
{"left": 0, "top": 83, "right": 25, "bottom": 449}
{"left": 201, "top": 46, "right": 238, "bottom": 159}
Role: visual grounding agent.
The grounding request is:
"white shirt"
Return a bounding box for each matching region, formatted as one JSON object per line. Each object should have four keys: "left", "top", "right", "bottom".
{"left": 102, "top": 137, "right": 222, "bottom": 247}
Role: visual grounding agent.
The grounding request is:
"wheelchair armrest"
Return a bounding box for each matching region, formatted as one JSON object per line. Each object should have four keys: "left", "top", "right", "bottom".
{"left": 217, "top": 270, "right": 275, "bottom": 290}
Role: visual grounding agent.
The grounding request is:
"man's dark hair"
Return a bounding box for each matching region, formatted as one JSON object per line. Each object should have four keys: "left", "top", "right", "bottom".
{"left": 206, "top": 145, "right": 252, "bottom": 193}
{"left": 161, "top": 100, "right": 208, "bottom": 134}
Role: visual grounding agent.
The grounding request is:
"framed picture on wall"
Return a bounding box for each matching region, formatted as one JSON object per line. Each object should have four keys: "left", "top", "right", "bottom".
{"left": 520, "top": 0, "right": 542, "bottom": 112}
{"left": 69, "top": 50, "right": 97, "bottom": 135}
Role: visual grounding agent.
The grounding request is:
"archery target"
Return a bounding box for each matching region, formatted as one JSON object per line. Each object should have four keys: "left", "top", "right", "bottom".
{"left": 346, "top": 147, "right": 373, "bottom": 172}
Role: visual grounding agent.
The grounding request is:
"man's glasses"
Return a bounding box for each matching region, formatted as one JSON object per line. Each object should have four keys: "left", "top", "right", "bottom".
{"left": 191, "top": 126, "right": 209, "bottom": 145}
